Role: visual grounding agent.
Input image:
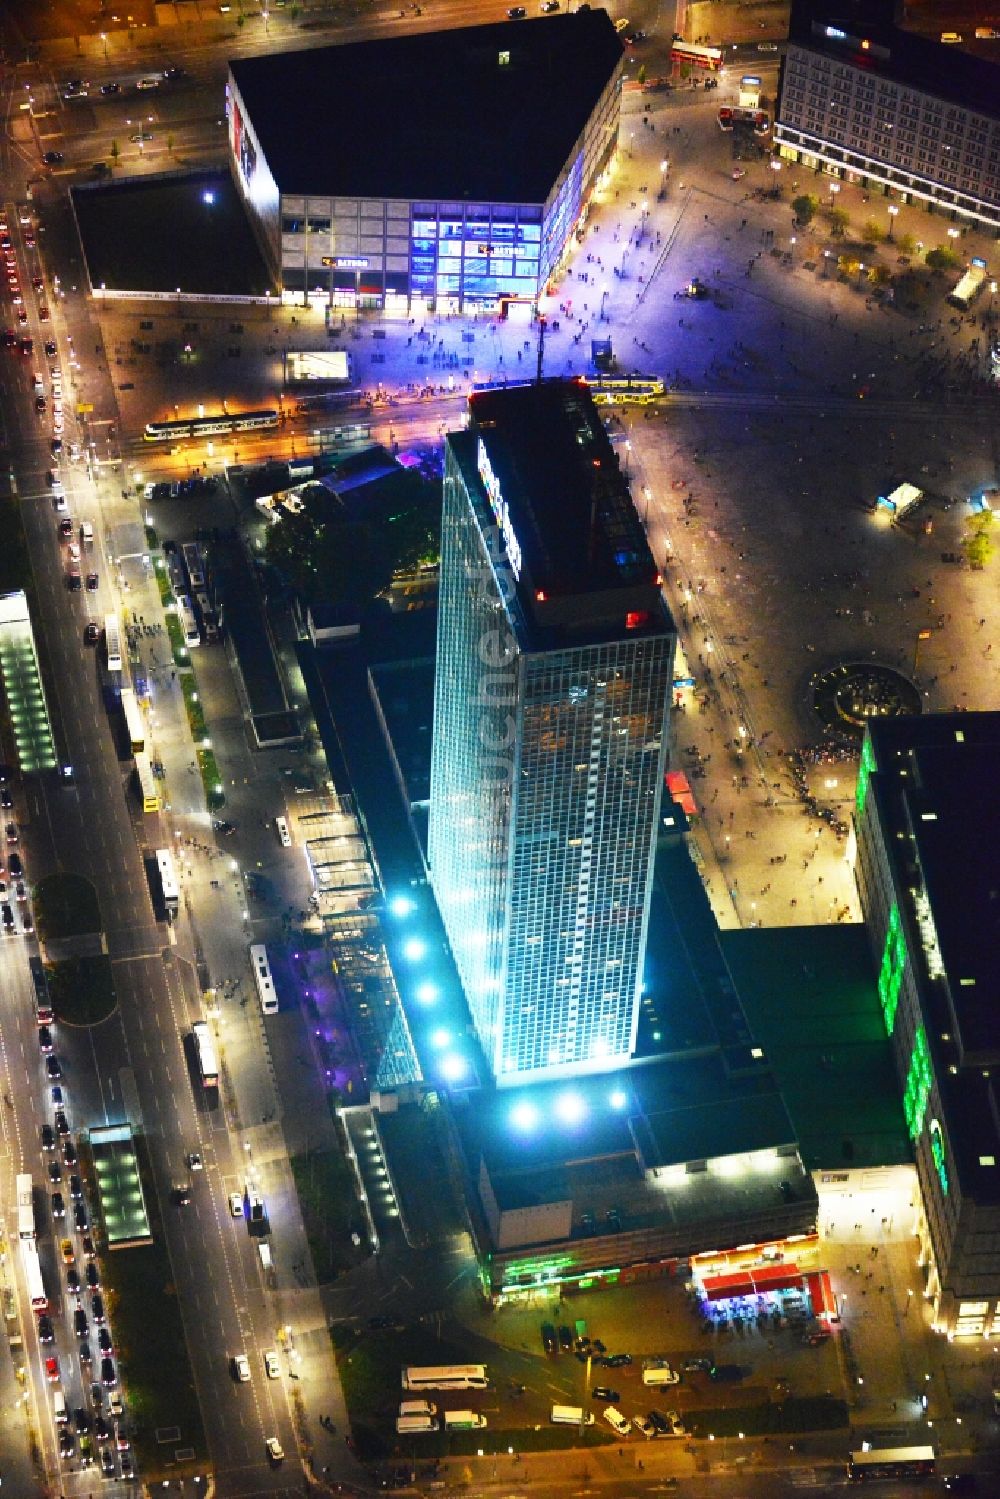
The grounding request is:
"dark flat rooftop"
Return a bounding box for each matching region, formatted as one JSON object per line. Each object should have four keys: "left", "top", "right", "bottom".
{"left": 229, "top": 11, "right": 623, "bottom": 203}
{"left": 867, "top": 712, "right": 1000, "bottom": 1051}
{"left": 867, "top": 712, "right": 1000, "bottom": 1204}
{"left": 723, "top": 923, "right": 909, "bottom": 1172}
{"left": 458, "top": 380, "right": 672, "bottom": 647}
{"left": 789, "top": 0, "right": 1000, "bottom": 121}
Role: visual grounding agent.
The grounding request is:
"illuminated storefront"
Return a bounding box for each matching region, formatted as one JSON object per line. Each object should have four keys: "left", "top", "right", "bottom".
{"left": 227, "top": 13, "right": 623, "bottom": 313}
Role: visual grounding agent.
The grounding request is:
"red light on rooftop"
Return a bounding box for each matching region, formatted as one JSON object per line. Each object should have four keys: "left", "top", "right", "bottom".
{"left": 536, "top": 589, "right": 546, "bottom": 602}
{"left": 626, "top": 611, "right": 650, "bottom": 631}
{"left": 860, "top": 37, "right": 870, "bottom": 49}
{"left": 655, "top": 572, "right": 663, "bottom": 586}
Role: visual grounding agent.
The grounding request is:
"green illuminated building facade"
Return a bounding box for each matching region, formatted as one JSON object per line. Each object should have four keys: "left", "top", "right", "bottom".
{"left": 853, "top": 713, "right": 1000, "bottom": 1339}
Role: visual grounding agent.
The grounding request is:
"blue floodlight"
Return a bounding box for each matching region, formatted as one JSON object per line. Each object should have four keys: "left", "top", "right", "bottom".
{"left": 403, "top": 937, "right": 426, "bottom": 962}
{"left": 609, "top": 1089, "right": 628, "bottom": 1112}
{"left": 554, "top": 1090, "right": 586, "bottom": 1126}
{"left": 430, "top": 1028, "right": 451, "bottom": 1050}
{"left": 441, "top": 1053, "right": 467, "bottom": 1083}
{"left": 202, "top": 189, "right": 215, "bottom": 205}
{"left": 510, "top": 1100, "right": 540, "bottom": 1133}
{"left": 415, "top": 981, "right": 439, "bottom": 1005}
{"left": 390, "top": 893, "right": 415, "bottom": 918}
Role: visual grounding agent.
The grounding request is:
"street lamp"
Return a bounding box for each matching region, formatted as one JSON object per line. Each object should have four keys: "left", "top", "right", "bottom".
{"left": 100, "top": 31, "right": 108, "bottom": 60}
{"left": 887, "top": 204, "right": 898, "bottom": 240}
{"left": 829, "top": 181, "right": 840, "bottom": 198}
{"left": 947, "top": 226, "right": 960, "bottom": 242}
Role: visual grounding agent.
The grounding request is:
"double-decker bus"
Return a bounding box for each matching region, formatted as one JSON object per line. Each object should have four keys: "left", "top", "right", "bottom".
{"left": 21, "top": 1238, "right": 47, "bottom": 1310}
{"left": 17, "top": 1173, "right": 35, "bottom": 1240}
{"left": 181, "top": 542, "right": 205, "bottom": 591}
{"left": 120, "top": 686, "right": 145, "bottom": 756}
{"left": 847, "top": 1446, "right": 936, "bottom": 1482}
{"left": 134, "top": 752, "right": 160, "bottom": 813}
{"left": 192, "top": 1020, "right": 219, "bottom": 1088}
{"left": 155, "top": 848, "right": 180, "bottom": 917}
{"left": 104, "top": 612, "right": 122, "bottom": 673}
{"left": 143, "top": 409, "right": 279, "bottom": 443}
{"left": 671, "top": 40, "right": 723, "bottom": 71}
{"left": 402, "top": 1366, "right": 489, "bottom": 1391}
{"left": 177, "top": 595, "right": 201, "bottom": 649}
{"left": 29, "top": 957, "right": 54, "bottom": 1025}
{"left": 249, "top": 943, "right": 278, "bottom": 1016}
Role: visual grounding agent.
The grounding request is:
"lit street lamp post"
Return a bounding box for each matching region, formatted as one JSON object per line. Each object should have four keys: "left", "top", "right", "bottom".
{"left": 887, "top": 204, "right": 898, "bottom": 240}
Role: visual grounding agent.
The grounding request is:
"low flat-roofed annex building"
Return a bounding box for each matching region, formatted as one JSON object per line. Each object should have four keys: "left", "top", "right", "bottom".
{"left": 227, "top": 11, "right": 623, "bottom": 314}
{"left": 776, "top": 0, "right": 1000, "bottom": 235}
{"left": 853, "top": 711, "right": 1000, "bottom": 1337}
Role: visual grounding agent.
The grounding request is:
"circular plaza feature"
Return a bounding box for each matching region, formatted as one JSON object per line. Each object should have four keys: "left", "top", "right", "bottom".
{"left": 811, "top": 661, "right": 922, "bottom": 739}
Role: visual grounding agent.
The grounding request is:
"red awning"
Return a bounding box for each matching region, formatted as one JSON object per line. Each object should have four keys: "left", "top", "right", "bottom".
{"left": 806, "top": 1269, "right": 839, "bottom": 1321}
{"left": 750, "top": 1263, "right": 801, "bottom": 1293}
{"left": 665, "top": 770, "right": 698, "bottom": 817}
{"left": 702, "top": 1272, "right": 755, "bottom": 1301}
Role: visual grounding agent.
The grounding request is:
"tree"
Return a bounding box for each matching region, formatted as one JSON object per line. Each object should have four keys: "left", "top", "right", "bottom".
{"left": 264, "top": 471, "right": 439, "bottom": 614}
{"left": 637, "top": 64, "right": 646, "bottom": 85}
{"left": 962, "top": 509, "right": 995, "bottom": 570}
{"left": 897, "top": 231, "right": 917, "bottom": 256}
{"left": 166, "top": 133, "right": 175, "bottom": 156}
{"left": 828, "top": 206, "right": 850, "bottom": 238}
{"left": 861, "top": 217, "right": 884, "bottom": 245}
{"left": 837, "top": 253, "right": 861, "bottom": 279}
{"left": 791, "top": 193, "right": 818, "bottom": 226}
{"left": 110, "top": 139, "right": 120, "bottom": 167}
{"left": 925, "top": 245, "right": 961, "bottom": 272}
{"left": 867, "top": 264, "right": 892, "bottom": 289}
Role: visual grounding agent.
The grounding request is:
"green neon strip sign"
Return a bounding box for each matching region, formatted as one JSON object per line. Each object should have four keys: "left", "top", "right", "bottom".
{"left": 877, "top": 902, "right": 907, "bottom": 1037}
{"left": 856, "top": 735, "right": 876, "bottom": 815}
{"left": 929, "top": 1118, "right": 949, "bottom": 1195}
{"left": 903, "top": 1025, "right": 933, "bottom": 1141}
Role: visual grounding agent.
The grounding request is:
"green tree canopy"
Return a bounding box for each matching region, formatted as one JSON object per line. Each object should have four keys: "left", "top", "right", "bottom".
{"left": 828, "top": 205, "right": 850, "bottom": 237}
{"left": 265, "top": 469, "right": 439, "bottom": 613}
{"left": 791, "top": 193, "right": 819, "bottom": 225}
{"left": 925, "top": 245, "right": 961, "bottom": 271}
{"left": 962, "top": 508, "right": 994, "bottom": 570}
{"left": 861, "top": 217, "right": 884, "bottom": 245}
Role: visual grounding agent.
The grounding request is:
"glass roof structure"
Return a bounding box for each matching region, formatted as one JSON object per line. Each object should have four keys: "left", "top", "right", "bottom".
{"left": 0, "top": 591, "right": 57, "bottom": 773}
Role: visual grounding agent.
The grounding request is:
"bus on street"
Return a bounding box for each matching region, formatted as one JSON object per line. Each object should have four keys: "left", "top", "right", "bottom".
{"left": 104, "top": 612, "right": 122, "bottom": 673}
{"left": 671, "top": 40, "right": 723, "bottom": 70}
{"left": 847, "top": 1446, "right": 935, "bottom": 1482}
{"left": 155, "top": 847, "right": 180, "bottom": 916}
{"left": 21, "top": 1238, "right": 47, "bottom": 1310}
{"left": 178, "top": 595, "right": 201, "bottom": 649}
{"left": 17, "top": 1173, "right": 35, "bottom": 1240}
{"left": 134, "top": 752, "right": 160, "bottom": 813}
{"left": 249, "top": 944, "right": 278, "bottom": 1015}
{"left": 121, "top": 686, "right": 145, "bottom": 756}
{"left": 192, "top": 1020, "right": 219, "bottom": 1089}
{"left": 29, "top": 956, "right": 54, "bottom": 1025}
{"left": 402, "top": 1366, "right": 488, "bottom": 1391}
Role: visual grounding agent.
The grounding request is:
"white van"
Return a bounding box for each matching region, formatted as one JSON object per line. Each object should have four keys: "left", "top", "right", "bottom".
{"left": 603, "top": 1406, "right": 632, "bottom": 1436}
{"left": 443, "top": 1410, "right": 487, "bottom": 1429}
{"left": 80, "top": 520, "right": 94, "bottom": 546}
{"left": 396, "top": 1414, "right": 437, "bottom": 1433}
{"left": 400, "top": 1400, "right": 438, "bottom": 1418}
{"left": 53, "top": 1390, "right": 67, "bottom": 1423}
{"left": 275, "top": 816, "right": 291, "bottom": 848}
{"left": 551, "top": 1405, "right": 595, "bottom": 1426}
{"left": 258, "top": 1242, "right": 272, "bottom": 1270}
{"left": 642, "top": 1363, "right": 681, "bottom": 1386}
{"left": 33, "top": 373, "right": 44, "bottom": 396}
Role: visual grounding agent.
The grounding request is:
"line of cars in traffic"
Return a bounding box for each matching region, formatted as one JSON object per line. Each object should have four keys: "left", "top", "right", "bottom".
{"left": 2, "top": 774, "right": 35, "bottom": 938}
{"left": 0, "top": 204, "right": 44, "bottom": 337}
{"left": 37, "top": 1052, "right": 134, "bottom": 1479}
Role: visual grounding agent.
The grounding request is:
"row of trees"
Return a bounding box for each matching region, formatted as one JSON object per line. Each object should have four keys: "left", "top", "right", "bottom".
{"left": 789, "top": 193, "right": 964, "bottom": 270}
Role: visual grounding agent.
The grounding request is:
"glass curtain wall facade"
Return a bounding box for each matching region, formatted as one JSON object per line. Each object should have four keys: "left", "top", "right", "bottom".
{"left": 429, "top": 438, "right": 674, "bottom": 1085}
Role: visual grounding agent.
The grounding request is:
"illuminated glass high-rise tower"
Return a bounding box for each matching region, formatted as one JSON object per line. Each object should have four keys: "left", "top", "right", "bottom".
{"left": 428, "top": 380, "right": 675, "bottom": 1085}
